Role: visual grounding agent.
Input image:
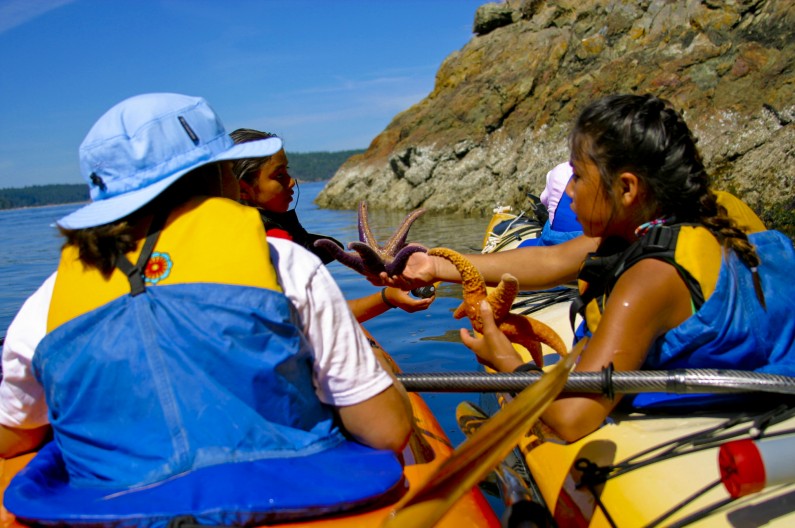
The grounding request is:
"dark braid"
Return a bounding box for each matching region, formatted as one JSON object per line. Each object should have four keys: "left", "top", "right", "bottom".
{"left": 570, "top": 94, "right": 761, "bottom": 270}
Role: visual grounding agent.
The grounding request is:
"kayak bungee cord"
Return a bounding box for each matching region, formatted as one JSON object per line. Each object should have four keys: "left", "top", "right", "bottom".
{"left": 512, "top": 287, "right": 579, "bottom": 316}
{"left": 575, "top": 405, "right": 795, "bottom": 528}
{"left": 408, "top": 368, "right": 795, "bottom": 527}
{"left": 471, "top": 404, "right": 795, "bottom": 528}
{"left": 608, "top": 405, "right": 795, "bottom": 479}
{"left": 646, "top": 481, "right": 731, "bottom": 528}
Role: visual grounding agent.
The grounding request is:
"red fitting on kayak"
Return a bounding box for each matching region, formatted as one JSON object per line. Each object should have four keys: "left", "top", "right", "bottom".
{"left": 719, "top": 439, "right": 765, "bottom": 498}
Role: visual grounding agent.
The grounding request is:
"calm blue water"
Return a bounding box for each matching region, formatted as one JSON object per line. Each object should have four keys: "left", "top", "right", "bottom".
{"left": 0, "top": 181, "right": 491, "bottom": 450}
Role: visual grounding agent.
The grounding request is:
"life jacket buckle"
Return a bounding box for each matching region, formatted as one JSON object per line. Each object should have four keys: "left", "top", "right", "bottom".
{"left": 643, "top": 225, "right": 674, "bottom": 251}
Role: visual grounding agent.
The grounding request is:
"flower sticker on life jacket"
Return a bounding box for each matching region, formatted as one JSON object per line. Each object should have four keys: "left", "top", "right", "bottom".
{"left": 144, "top": 252, "right": 173, "bottom": 285}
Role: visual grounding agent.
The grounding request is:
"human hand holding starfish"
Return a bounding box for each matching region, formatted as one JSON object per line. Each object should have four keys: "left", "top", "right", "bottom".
{"left": 461, "top": 300, "right": 524, "bottom": 372}
{"left": 377, "top": 250, "right": 438, "bottom": 290}
{"left": 314, "top": 201, "right": 428, "bottom": 277}
{"left": 427, "top": 247, "right": 568, "bottom": 368}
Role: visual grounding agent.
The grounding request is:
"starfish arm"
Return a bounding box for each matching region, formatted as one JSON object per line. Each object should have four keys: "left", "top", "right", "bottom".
{"left": 382, "top": 208, "right": 427, "bottom": 256}
{"left": 500, "top": 313, "right": 569, "bottom": 368}
{"left": 427, "top": 248, "right": 488, "bottom": 300}
{"left": 487, "top": 273, "right": 520, "bottom": 321}
{"left": 497, "top": 318, "right": 545, "bottom": 368}
{"left": 504, "top": 331, "right": 545, "bottom": 369}
{"left": 384, "top": 244, "right": 427, "bottom": 276}
{"left": 348, "top": 241, "right": 388, "bottom": 275}
{"left": 357, "top": 201, "right": 380, "bottom": 248}
{"left": 526, "top": 316, "right": 569, "bottom": 357}
{"left": 313, "top": 239, "right": 371, "bottom": 275}
{"left": 452, "top": 303, "right": 470, "bottom": 320}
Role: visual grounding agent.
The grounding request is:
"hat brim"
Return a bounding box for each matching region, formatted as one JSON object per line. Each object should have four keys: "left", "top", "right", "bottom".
{"left": 57, "top": 137, "right": 282, "bottom": 230}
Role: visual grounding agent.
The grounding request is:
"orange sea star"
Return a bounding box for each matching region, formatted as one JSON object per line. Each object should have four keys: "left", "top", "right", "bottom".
{"left": 427, "top": 247, "right": 568, "bottom": 368}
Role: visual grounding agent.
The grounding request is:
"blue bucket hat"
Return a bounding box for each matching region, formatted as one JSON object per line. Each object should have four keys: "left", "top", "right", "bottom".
{"left": 57, "top": 93, "right": 283, "bottom": 230}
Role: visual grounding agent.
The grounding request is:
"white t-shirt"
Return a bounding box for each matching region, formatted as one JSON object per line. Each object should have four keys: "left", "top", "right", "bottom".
{"left": 0, "top": 238, "right": 392, "bottom": 429}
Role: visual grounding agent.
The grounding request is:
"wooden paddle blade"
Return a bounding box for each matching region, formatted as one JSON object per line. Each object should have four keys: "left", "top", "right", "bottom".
{"left": 383, "top": 343, "right": 583, "bottom": 528}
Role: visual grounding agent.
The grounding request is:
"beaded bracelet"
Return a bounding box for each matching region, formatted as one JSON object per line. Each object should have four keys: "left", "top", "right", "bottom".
{"left": 381, "top": 287, "right": 397, "bottom": 309}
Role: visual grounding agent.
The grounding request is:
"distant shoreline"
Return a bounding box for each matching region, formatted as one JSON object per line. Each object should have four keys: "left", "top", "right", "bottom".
{"left": 0, "top": 182, "right": 329, "bottom": 212}
{"left": 0, "top": 201, "right": 88, "bottom": 212}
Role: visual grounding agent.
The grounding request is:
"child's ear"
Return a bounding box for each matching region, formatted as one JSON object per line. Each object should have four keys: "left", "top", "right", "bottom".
{"left": 617, "top": 171, "right": 640, "bottom": 206}
{"left": 239, "top": 179, "right": 254, "bottom": 201}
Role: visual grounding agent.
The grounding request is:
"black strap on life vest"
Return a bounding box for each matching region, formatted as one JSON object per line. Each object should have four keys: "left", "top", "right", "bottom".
{"left": 115, "top": 212, "right": 168, "bottom": 297}
{"left": 569, "top": 236, "right": 631, "bottom": 331}
{"left": 569, "top": 225, "right": 705, "bottom": 332}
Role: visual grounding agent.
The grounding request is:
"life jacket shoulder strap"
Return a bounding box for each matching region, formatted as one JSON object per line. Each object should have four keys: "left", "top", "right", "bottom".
{"left": 115, "top": 212, "right": 168, "bottom": 297}
{"left": 570, "top": 225, "right": 705, "bottom": 332}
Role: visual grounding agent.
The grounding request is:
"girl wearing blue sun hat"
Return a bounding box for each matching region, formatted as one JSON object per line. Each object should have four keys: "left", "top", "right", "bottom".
{"left": 0, "top": 93, "right": 412, "bottom": 526}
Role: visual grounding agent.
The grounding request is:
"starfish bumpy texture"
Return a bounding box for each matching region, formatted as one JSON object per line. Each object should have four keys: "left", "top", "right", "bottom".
{"left": 314, "top": 201, "right": 427, "bottom": 276}
{"left": 427, "top": 247, "right": 568, "bottom": 368}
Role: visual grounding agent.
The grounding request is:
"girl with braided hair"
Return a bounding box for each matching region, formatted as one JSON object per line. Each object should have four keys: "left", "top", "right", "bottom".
{"left": 382, "top": 93, "right": 795, "bottom": 441}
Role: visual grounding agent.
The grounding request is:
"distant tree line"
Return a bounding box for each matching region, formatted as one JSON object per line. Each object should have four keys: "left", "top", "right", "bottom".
{"left": 0, "top": 184, "right": 89, "bottom": 210}
{"left": 0, "top": 149, "right": 364, "bottom": 210}
{"left": 287, "top": 149, "right": 363, "bottom": 182}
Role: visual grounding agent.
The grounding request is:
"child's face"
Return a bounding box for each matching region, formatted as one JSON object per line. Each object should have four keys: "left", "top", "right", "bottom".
{"left": 568, "top": 158, "right": 614, "bottom": 238}
{"left": 240, "top": 149, "right": 295, "bottom": 212}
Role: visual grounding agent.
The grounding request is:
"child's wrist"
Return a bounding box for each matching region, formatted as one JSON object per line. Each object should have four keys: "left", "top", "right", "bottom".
{"left": 513, "top": 361, "right": 542, "bottom": 373}
{"left": 381, "top": 287, "right": 397, "bottom": 309}
{"left": 430, "top": 255, "right": 445, "bottom": 283}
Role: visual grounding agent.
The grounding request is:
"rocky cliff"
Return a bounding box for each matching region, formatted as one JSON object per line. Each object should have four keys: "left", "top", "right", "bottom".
{"left": 317, "top": 0, "right": 794, "bottom": 233}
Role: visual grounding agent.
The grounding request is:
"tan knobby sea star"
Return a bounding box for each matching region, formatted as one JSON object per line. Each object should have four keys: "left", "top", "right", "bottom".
{"left": 314, "top": 201, "right": 427, "bottom": 276}
{"left": 427, "top": 247, "right": 568, "bottom": 368}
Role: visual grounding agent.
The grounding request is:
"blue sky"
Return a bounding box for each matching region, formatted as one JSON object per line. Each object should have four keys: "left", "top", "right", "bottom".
{"left": 0, "top": 0, "right": 487, "bottom": 190}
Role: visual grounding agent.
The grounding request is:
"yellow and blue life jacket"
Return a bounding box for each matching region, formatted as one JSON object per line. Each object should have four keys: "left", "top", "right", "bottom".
{"left": 5, "top": 197, "right": 403, "bottom": 527}
{"left": 571, "top": 221, "right": 795, "bottom": 410}
{"left": 572, "top": 191, "right": 768, "bottom": 336}
{"left": 570, "top": 192, "right": 795, "bottom": 410}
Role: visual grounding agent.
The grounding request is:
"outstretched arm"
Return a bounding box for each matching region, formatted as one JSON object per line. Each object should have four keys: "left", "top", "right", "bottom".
{"left": 347, "top": 288, "right": 435, "bottom": 324}
{"left": 381, "top": 234, "right": 599, "bottom": 291}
